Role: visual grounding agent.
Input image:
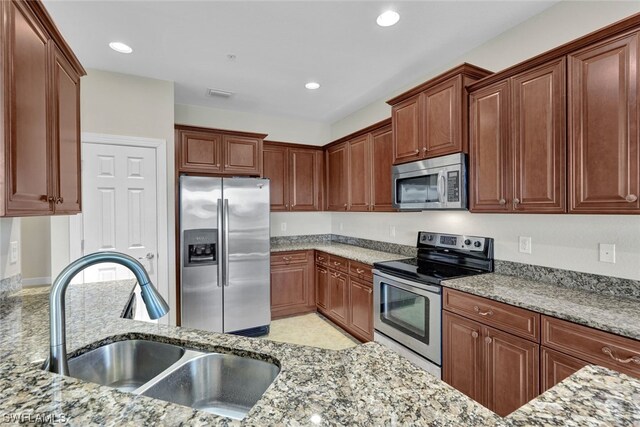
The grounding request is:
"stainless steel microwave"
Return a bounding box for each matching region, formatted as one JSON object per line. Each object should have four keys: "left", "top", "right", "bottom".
{"left": 392, "top": 153, "right": 467, "bottom": 210}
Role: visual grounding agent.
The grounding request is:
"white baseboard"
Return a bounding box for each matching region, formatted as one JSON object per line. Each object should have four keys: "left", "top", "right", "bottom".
{"left": 22, "top": 277, "right": 52, "bottom": 287}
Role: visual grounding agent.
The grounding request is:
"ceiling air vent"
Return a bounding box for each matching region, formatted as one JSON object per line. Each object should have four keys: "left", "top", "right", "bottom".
{"left": 207, "top": 88, "right": 234, "bottom": 98}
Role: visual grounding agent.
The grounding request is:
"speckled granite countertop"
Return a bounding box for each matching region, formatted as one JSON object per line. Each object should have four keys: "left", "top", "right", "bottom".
{"left": 270, "top": 242, "right": 407, "bottom": 264}
{"left": 1, "top": 282, "right": 639, "bottom": 426}
{"left": 442, "top": 273, "right": 640, "bottom": 340}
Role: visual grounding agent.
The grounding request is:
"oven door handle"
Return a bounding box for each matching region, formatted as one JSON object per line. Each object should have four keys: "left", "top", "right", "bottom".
{"left": 373, "top": 269, "right": 441, "bottom": 294}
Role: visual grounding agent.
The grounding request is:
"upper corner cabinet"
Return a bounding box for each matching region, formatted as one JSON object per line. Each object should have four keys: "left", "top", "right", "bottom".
{"left": 0, "top": 0, "right": 85, "bottom": 217}
{"left": 387, "top": 64, "right": 492, "bottom": 166}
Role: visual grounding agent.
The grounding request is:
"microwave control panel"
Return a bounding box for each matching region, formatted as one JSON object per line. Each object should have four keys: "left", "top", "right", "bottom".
{"left": 447, "top": 171, "right": 460, "bottom": 202}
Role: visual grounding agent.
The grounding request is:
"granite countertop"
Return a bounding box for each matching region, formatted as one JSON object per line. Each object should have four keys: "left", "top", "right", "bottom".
{"left": 442, "top": 273, "right": 640, "bottom": 340}
{"left": 270, "top": 242, "right": 408, "bottom": 265}
{"left": 1, "top": 281, "right": 638, "bottom": 426}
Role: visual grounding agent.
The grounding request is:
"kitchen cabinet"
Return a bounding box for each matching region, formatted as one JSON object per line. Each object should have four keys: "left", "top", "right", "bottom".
{"left": 443, "top": 290, "right": 540, "bottom": 416}
{"left": 541, "top": 347, "right": 588, "bottom": 392}
{"left": 348, "top": 278, "right": 373, "bottom": 342}
{"left": 270, "top": 251, "right": 315, "bottom": 319}
{"left": 176, "top": 125, "right": 265, "bottom": 176}
{"left": 0, "top": 0, "right": 85, "bottom": 216}
{"left": 388, "top": 64, "right": 492, "bottom": 165}
{"left": 568, "top": 31, "right": 640, "bottom": 213}
{"left": 328, "top": 268, "right": 349, "bottom": 326}
{"left": 326, "top": 142, "right": 349, "bottom": 211}
{"left": 469, "top": 59, "right": 566, "bottom": 213}
{"left": 325, "top": 119, "right": 394, "bottom": 212}
{"left": 315, "top": 263, "right": 329, "bottom": 312}
{"left": 262, "top": 142, "right": 323, "bottom": 211}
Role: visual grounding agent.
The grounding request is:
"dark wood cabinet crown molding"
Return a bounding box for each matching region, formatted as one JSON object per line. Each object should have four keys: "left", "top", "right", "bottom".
{"left": 323, "top": 117, "right": 391, "bottom": 149}
{"left": 175, "top": 124, "right": 268, "bottom": 140}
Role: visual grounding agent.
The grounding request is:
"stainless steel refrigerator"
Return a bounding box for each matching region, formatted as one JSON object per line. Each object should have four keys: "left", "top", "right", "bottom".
{"left": 179, "top": 175, "right": 270, "bottom": 336}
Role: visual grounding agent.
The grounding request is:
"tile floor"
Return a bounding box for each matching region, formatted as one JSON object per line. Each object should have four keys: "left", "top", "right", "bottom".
{"left": 263, "top": 313, "right": 359, "bottom": 350}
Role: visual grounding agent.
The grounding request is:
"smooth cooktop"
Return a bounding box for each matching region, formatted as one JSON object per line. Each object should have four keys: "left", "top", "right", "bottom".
{"left": 374, "top": 258, "right": 486, "bottom": 285}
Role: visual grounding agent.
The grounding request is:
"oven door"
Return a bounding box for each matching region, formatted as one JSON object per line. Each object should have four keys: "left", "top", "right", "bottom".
{"left": 373, "top": 270, "right": 442, "bottom": 365}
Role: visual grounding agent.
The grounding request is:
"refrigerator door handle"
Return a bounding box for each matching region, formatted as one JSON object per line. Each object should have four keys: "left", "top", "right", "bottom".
{"left": 217, "top": 199, "right": 223, "bottom": 287}
{"left": 223, "top": 199, "right": 230, "bottom": 287}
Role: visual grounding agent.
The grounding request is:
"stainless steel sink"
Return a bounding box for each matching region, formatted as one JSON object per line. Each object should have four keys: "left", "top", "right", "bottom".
{"left": 64, "top": 339, "right": 280, "bottom": 420}
{"left": 67, "top": 340, "right": 186, "bottom": 392}
{"left": 139, "top": 353, "right": 280, "bottom": 420}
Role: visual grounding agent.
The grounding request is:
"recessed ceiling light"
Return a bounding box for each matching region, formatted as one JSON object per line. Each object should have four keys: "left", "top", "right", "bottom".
{"left": 305, "top": 82, "right": 320, "bottom": 90}
{"left": 109, "top": 41, "right": 133, "bottom": 54}
{"left": 376, "top": 10, "right": 400, "bottom": 27}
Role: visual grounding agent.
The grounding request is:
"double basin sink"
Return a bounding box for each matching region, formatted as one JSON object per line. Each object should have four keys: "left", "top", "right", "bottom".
{"left": 66, "top": 340, "right": 280, "bottom": 420}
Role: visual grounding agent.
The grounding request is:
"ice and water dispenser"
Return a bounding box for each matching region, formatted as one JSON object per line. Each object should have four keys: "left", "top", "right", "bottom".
{"left": 183, "top": 229, "right": 217, "bottom": 267}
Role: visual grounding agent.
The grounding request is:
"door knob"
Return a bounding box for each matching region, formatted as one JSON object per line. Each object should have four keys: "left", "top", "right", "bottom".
{"left": 138, "top": 253, "right": 155, "bottom": 260}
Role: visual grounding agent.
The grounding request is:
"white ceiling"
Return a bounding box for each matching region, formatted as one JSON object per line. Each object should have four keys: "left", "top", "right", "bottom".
{"left": 44, "top": 1, "right": 557, "bottom": 124}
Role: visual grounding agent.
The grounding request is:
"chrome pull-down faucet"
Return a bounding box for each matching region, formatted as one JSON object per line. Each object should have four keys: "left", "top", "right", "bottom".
{"left": 44, "top": 251, "right": 170, "bottom": 375}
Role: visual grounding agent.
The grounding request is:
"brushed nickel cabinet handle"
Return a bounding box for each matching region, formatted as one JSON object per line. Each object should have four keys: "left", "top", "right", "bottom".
{"left": 318, "top": 268, "right": 327, "bottom": 274}
{"left": 474, "top": 306, "right": 493, "bottom": 316}
{"left": 318, "top": 256, "right": 325, "bottom": 261}
{"left": 283, "top": 256, "right": 291, "bottom": 262}
{"left": 602, "top": 347, "right": 640, "bottom": 364}
{"left": 498, "top": 199, "right": 506, "bottom": 205}
{"left": 356, "top": 268, "right": 365, "bottom": 274}
{"left": 334, "top": 261, "right": 341, "bottom": 266}
{"left": 626, "top": 194, "right": 638, "bottom": 202}
{"left": 485, "top": 337, "right": 492, "bottom": 344}
{"left": 471, "top": 331, "right": 479, "bottom": 339}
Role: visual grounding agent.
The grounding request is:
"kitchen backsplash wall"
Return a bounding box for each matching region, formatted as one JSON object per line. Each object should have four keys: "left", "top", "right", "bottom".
{"left": 270, "top": 212, "right": 332, "bottom": 237}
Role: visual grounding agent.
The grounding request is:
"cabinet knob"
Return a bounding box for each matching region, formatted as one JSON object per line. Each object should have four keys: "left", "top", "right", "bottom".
{"left": 344, "top": 203, "right": 347, "bottom": 209}
{"left": 626, "top": 194, "right": 638, "bottom": 203}
{"left": 48, "top": 196, "right": 56, "bottom": 203}
{"left": 422, "top": 147, "right": 427, "bottom": 153}
{"left": 57, "top": 197, "right": 64, "bottom": 204}
{"left": 485, "top": 337, "right": 492, "bottom": 344}
{"left": 471, "top": 331, "right": 479, "bottom": 339}
{"left": 318, "top": 268, "right": 327, "bottom": 274}
{"left": 498, "top": 199, "right": 506, "bottom": 205}
{"left": 414, "top": 149, "right": 419, "bottom": 154}
{"left": 285, "top": 204, "right": 289, "bottom": 209}
{"left": 283, "top": 256, "right": 291, "bottom": 262}
{"left": 513, "top": 198, "right": 520, "bottom": 208}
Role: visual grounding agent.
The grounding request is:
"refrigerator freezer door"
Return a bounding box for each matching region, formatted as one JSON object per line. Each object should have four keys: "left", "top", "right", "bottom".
{"left": 222, "top": 178, "right": 271, "bottom": 333}
{"left": 180, "top": 175, "right": 223, "bottom": 332}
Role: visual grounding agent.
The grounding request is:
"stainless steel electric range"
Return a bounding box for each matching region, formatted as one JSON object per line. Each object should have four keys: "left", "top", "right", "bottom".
{"left": 373, "top": 231, "right": 494, "bottom": 378}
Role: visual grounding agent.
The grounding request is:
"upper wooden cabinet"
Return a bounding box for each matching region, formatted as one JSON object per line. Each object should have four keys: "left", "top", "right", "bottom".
{"left": 0, "top": 0, "right": 85, "bottom": 216}
{"left": 175, "top": 125, "right": 265, "bottom": 176}
{"left": 262, "top": 141, "right": 323, "bottom": 211}
{"left": 568, "top": 31, "right": 640, "bottom": 213}
{"left": 325, "top": 119, "right": 394, "bottom": 212}
{"left": 387, "top": 64, "right": 492, "bottom": 165}
{"left": 469, "top": 59, "right": 566, "bottom": 213}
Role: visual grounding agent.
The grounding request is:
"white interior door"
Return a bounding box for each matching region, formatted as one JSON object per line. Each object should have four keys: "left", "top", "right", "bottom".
{"left": 81, "top": 142, "right": 158, "bottom": 291}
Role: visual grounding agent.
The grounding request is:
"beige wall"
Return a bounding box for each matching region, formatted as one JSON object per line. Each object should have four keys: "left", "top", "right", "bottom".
{"left": 20, "top": 217, "right": 51, "bottom": 285}
{"left": 270, "top": 212, "right": 331, "bottom": 237}
{"left": 0, "top": 218, "right": 21, "bottom": 280}
{"left": 326, "top": 1, "right": 640, "bottom": 280}
{"left": 175, "top": 103, "right": 331, "bottom": 146}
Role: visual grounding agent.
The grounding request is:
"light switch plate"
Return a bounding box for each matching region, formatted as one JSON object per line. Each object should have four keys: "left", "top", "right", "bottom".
{"left": 280, "top": 222, "right": 287, "bottom": 232}
{"left": 10, "top": 241, "right": 18, "bottom": 264}
{"left": 519, "top": 236, "right": 532, "bottom": 254}
{"left": 389, "top": 225, "right": 396, "bottom": 237}
{"left": 599, "top": 243, "right": 615, "bottom": 263}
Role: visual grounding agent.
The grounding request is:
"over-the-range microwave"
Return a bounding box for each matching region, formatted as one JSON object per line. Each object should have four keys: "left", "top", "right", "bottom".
{"left": 392, "top": 153, "right": 467, "bottom": 211}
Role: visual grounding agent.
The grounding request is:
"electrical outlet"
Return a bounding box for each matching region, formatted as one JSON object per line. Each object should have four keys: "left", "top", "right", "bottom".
{"left": 280, "top": 222, "right": 287, "bottom": 232}
{"left": 389, "top": 225, "right": 396, "bottom": 238}
{"left": 339, "top": 222, "right": 344, "bottom": 231}
{"left": 599, "top": 243, "right": 615, "bottom": 263}
{"left": 10, "top": 241, "right": 18, "bottom": 264}
{"left": 519, "top": 236, "right": 532, "bottom": 254}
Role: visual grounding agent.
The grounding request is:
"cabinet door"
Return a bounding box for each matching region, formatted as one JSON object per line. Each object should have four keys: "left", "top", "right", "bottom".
{"left": 290, "top": 148, "right": 321, "bottom": 211}
{"left": 262, "top": 144, "right": 288, "bottom": 211}
{"left": 443, "top": 312, "right": 484, "bottom": 405}
{"left": 223, "top": 135, "right": 261, "bottom": 175}
{"left": 178, "top": 130, "right": 223, "bottom": 173}
{"left": 270, "top": 259, "right": 309, "bottom": 319}
{"left": 326, "top": 142, "right": 348, "bottom": 210}
{"left": 4, "top": 1, "right": 53, "bottom": 215}
{"left": 423, "top": 76, "right": 462, "bottom": 158}
{"left": 348, "top": 278, "right": 373, "bottom": 342}
{"left": 315, "top": 264, "right": 329, "bottom": 311}
{"left": 569, "top": 31, "right": 640, "bottom": 213}
{"left": 541, "top": 347, "right": 588, "bottom": 392}
{"left": 51, "top": 45, "right": 81, "bottom": 214}
{"left": 347, "top": 135, "right": 371, "bottom": 211}
{"left": 485, "top": 326, "right": 540, "bottom": 417}
{"left": 392, "top": 95, "right": 422, "bottom": 165}
{"left": 328, "top": 270, "right": 348, "bottom": 326}
{"left": 511, "top": 59, "right": 566, "bottom": 213}
{"left": 469, "top": 81, "right": 511, "bottom": 212}
{"left": 370, "top": 125, "right": 394, "bottom": 211}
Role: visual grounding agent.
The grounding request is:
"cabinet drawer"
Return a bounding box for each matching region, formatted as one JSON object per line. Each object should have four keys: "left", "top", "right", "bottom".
{"left": 315, "top": 251, "right": 329, "bottom": 266}
{"left": 349, "top": 260, "right": 373, "bottom": 281}
{"left": 443, "top": 288, "right": 540, "bottom": 342}
{"left": 271, "top": 251, "right": 308, "bottom": 266}
{"left": 542, "top": 316, "right": 640, "bottom": 378}
{"left": 329, "top": 255, "right": 349, "bottom": 273}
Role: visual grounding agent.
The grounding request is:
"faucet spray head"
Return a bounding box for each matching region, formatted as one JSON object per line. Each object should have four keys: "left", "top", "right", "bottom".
{"left": 139, "top": 282, "right": 170, "bottom": 320}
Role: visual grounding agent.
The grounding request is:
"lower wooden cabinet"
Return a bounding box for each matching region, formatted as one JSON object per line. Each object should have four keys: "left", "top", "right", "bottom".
{"left": 270, "top": 251, "right": 315, "bottom": 319}
{"left": 443, "top": 310, "right": 540, "bottom": 417}
{"left": 328, "top": 269, "right": 349, "bottom": 326}
{"left": 315, "top": 264, "right": 329, "bottom": 311}
{"left": 347, "top": 277, "right": 373, "bottom": 342}
{"left": 541, "top": 347, "right": 588, "bottom": 392}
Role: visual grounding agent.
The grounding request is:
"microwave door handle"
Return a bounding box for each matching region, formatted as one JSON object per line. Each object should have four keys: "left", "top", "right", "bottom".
{"left": 437, "top": 171, "right": 446, "bottom": 204}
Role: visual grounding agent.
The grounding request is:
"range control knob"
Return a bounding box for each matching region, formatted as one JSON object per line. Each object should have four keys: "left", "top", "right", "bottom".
{"left": 464, "top": 239, "right": 471, "bottom": 246}
{"left": 427, "top": 235, "right": 434, "bottom": 241}
{"left": 474, "top": 241, "right": 482, "bottom": 248}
